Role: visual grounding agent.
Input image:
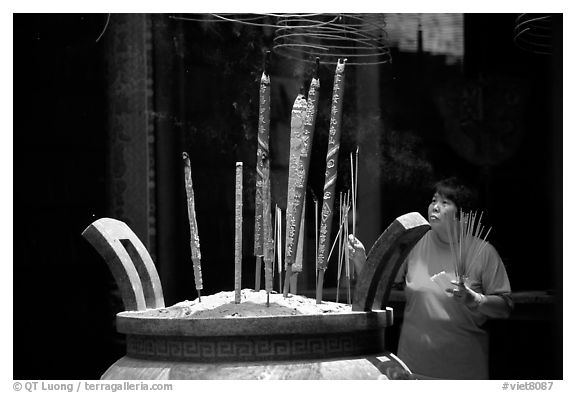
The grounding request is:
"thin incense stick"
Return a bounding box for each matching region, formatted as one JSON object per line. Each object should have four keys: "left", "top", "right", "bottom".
{"left": 314, "top": 195, "right": 319, "bottom": 283}
{"left": 262, "top": 161, "right": 274, "bottom": 305}
{"left": 234, "top": 162, "right": 243, "bottom": 304}
{"left": 336, "top": 193, "right": 343, "bottom": 303}
{"left": 277, "top": 206, "right": 283, "bottom": 294}
{"left": 326, "top": 207, "right": 349, "bottom": 264}
{"left": 350, "top": 153, "right": 356, "bottom": 239}
{"left": 354, "top": 147, "right": 359, "bottom": 238}
{"left": 344, "top": 193, "right": 351, "bottom": 305}
{"left": 272, "top": 204, "right": 278, "bottom": 285}
{"left": 466, "top": 227, "right": 492, "bottom": 276}
{"left": 446, "top": 214, "right": 460, "bottom": 278}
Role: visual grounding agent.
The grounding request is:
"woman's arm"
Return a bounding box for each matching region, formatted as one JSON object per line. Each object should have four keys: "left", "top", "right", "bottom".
{"left": 475, "top": 293, "right": 513, "bottom": 318}
{"left": 448, "top": 283, "right": 513, "bottom": 318}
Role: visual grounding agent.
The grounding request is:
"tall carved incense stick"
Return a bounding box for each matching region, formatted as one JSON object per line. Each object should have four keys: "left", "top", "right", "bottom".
{"left": 283, "top": 91, "right": 307, "bottom": 296}
{"left": 284, "top": 58, "right": 321, "bottom": 297}
{"left": 254, "top": 51, "right": 271, "bottom": 291}
{"left": 182, "top": 152, "right": 203, "bottom": 302}
{"left": 316, "top": 58, "right": 347, "bottom": 304}
{"left": 235, "top": 162, "right": 243, "bottom": 304}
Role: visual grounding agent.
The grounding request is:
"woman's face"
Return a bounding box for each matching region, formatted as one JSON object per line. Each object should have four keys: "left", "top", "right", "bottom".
{"left": 428, "top": 192, "right": 458, "bottom": 234}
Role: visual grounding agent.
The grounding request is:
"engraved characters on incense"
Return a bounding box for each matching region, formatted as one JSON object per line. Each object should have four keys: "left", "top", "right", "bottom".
{"left": 235, "top": 162, "right": 243, "bottom": 304}
{"left": 316, "top": 59, "right": 347, "bottom": 303}
{"left": 283, "top": 92, "right": 307, "bottom": 296}
{"left": 182, "top": 152, "right": 203, "bottom": 300}
{"left": 283, "top": 76, "right": 320, "bottom": 296}
{"left": 254, "top": 70, "right": 271, "bottom": 290}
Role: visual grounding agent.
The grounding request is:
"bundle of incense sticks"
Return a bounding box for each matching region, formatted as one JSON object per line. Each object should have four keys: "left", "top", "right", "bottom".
{"left": 284, "top": 59, "right": 321, "bottom": 297}
{"left": 335, "top": 191, "right": 352, "bottom": 304}
{"left": 445, "top": 210, "right": 492, "bottom": 283}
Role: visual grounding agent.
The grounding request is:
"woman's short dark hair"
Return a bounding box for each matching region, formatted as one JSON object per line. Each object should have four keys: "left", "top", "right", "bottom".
{"left": 433, "top": 177, "right": 478, "bottom": 212}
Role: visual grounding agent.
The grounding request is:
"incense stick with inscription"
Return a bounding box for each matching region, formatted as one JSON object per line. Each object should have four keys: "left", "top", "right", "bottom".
{"left": 283, "top": 59, "right": 321, "bottom": 297}
{"left": 254, "top": 51, "right": 271, "bottom": 291}
{"left": 182, "top": 152, "right": 203, "bottom": 302}
{"left": 283, "top": 91, "right": 307, "bottom": 296}
{"left": 316, "top": 58, "right": 347, "bottom": 304}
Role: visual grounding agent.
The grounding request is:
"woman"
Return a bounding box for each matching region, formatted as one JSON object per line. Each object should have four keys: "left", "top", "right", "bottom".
{"left": 349, "top": 177, "right": 513, "bottom": 379}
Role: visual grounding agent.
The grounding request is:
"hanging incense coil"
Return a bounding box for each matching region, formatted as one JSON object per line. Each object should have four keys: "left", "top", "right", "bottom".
{"left": 513, "top": 14, "right": 553, "bottom": 55}
{"left": 274, "top": 14, "right": 391, "bottom": 66}
{"left": 170, "top": 13, "right": 278, "bottom": 28}
{"left": 172, "top": 13, "right": 391, "bottom": 66}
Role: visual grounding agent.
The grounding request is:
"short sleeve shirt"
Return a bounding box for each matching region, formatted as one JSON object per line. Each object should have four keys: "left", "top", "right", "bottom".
{"left": 397, "top": 231, "right": 511, "bottom": 379}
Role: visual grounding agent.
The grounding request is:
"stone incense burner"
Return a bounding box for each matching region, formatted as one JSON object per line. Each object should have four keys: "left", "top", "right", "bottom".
{"left": 83, "top": 213, "right": 429, "bottom": 379}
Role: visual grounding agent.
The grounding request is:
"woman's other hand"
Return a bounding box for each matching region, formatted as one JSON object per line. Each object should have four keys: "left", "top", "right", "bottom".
{"left": 348, "top": 235, "right": 367, "bottom": 274}
{"left": 447, "top": 280, "right": 486, "bottom": 310}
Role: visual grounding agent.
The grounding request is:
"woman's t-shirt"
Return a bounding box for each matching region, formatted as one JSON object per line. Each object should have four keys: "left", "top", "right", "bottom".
{"left": 397, "top": 231, "right": 511, "bottom": 379}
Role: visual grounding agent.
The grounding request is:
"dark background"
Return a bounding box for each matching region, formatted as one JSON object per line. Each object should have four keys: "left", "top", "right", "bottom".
{"left": 13, "top": 13, "right": 562, "bottom": 379}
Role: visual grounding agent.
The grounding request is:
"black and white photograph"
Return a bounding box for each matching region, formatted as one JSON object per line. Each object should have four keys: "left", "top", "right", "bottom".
{"left": 10, "top": 5, "right": 567, "bottom": 387}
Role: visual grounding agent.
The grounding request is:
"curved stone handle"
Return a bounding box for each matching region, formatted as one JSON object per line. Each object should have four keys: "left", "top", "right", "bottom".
{"left": 82, "top": 218, "right": 165, "bottom": 311}
{"left": 352, "top": 212, "right": 430, "bottom": 312}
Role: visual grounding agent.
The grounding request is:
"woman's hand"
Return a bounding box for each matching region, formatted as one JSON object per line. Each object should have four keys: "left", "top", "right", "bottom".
{"left": 447, "top": 280, "right": 486, "bottom": 310}
{"left": 347, "top": 235, "right": 367, "bottom": 275}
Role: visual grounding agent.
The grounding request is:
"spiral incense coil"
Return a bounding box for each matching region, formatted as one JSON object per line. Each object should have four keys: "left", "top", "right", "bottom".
{"left": 170, "top": 13, "right": 279, "bottom": 28}
{"left": 172, "top": 13, "right": 391, "bottom": 66}
{"left": 273, "top": 14, "right": 391, "bottom": 66}
{"left": 513, "top": 14, "right": 553, "bottom": 55}
{"left": 182, "top": 153, "right": 203, "bottom": 296}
